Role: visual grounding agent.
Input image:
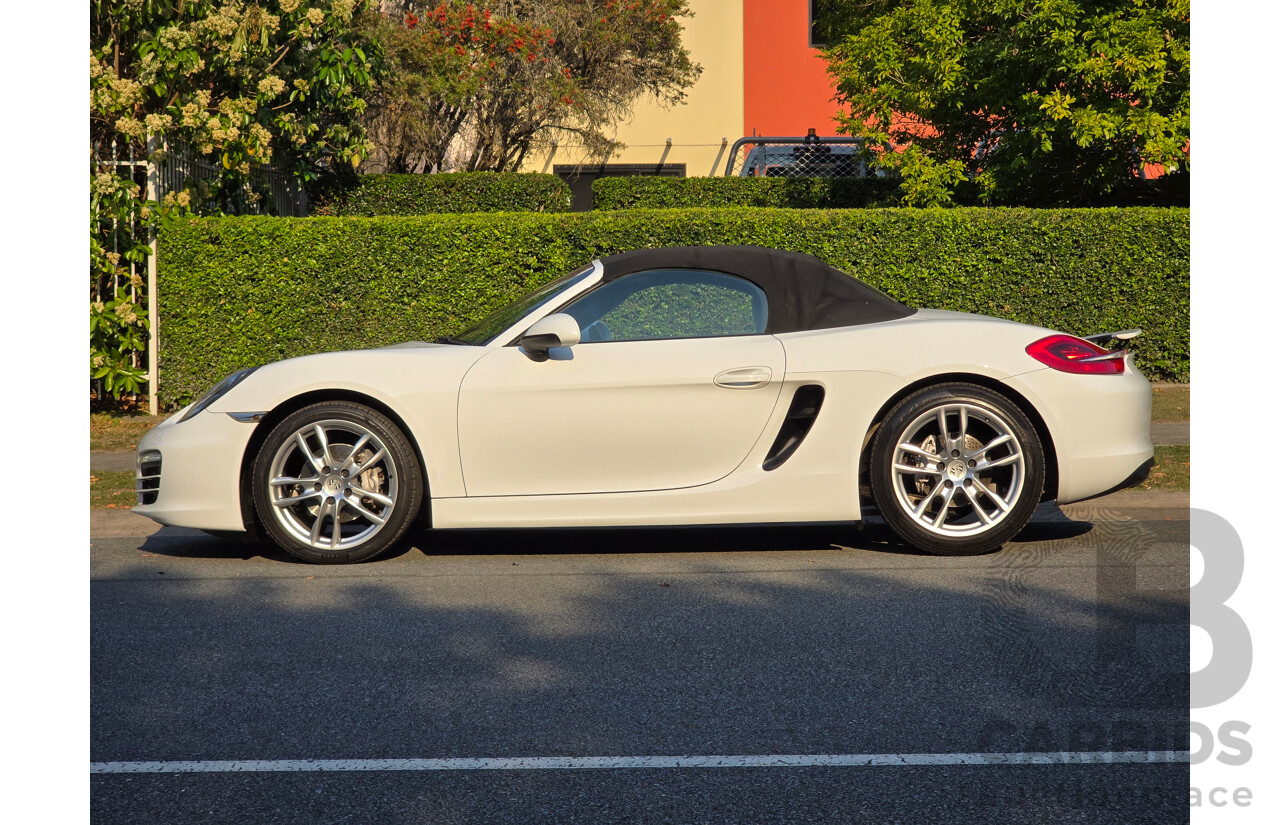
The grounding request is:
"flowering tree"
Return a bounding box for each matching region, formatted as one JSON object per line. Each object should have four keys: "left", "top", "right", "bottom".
{"left": 90, "top": 0, "right": 381, "bottom": 397}
{"left": 362, "top": 1, "right": 699, "bottom": 173}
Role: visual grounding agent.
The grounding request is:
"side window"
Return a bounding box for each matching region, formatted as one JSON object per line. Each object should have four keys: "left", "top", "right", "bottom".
{"left": 562, "top": 269, "right": 768, "bottom": 342}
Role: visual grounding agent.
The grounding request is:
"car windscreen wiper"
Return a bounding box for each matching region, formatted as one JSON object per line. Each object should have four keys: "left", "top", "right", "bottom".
{"left": 433, "top": 336, "right": 477, "bottom": 346}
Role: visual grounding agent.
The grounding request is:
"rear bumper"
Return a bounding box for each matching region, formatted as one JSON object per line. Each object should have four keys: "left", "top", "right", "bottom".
{"left": 1006, "top": 358, "right": 1154, "bottom": 504}
{"left": 131, "top": 408, "right": 257, "bottom": 532}
{"left": 1082, "top": 455, "right": 1155, "bottom": 501}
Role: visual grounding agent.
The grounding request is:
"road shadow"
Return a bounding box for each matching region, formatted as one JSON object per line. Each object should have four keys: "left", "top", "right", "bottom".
{"left": 93, "top": 518, "right": 1189, "bottom": 823}
{"left": 1012, "top": 501, "right": 1096, "bottom": 543}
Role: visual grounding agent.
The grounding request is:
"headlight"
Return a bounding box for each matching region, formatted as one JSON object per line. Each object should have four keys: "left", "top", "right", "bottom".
{"left": 178, "top": 367, "right": 260, "bottom": 423}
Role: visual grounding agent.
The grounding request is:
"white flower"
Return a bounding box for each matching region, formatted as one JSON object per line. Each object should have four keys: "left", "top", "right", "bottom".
{"left": 114, "top": 117, "right": 145, "bottom": 139}
{"left": 258, "top": 75, "right": 286, "bottom": 98}
{"left": 203, "top": 6, "right": 241, "bottom": 37}
{"left": 93, "top": 173, "right": 119, "bottom": 196}
{"left": 114, "top": 303, "right": 139, "bottom": 325}
{"left": 180, "top": 101, "right": 202, "bottom": 128}
{"left": 158, "top": 26, "right": 194, "bottom": 51}
{"left": 330, "top": 0, "right": 355, "bottom": 22}
{"left": 144, "top": 113, "right": 173, "bottom": 132}
{"left": 110, "top": 76, "right": 144, "bottom": 107}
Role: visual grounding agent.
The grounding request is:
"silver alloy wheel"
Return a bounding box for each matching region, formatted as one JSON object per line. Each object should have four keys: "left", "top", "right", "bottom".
{"left": 265, "top": 419, "right": 399, "bottom": 551}
{"left": 889, "top": 402, "right": 1025, "bottom": 537}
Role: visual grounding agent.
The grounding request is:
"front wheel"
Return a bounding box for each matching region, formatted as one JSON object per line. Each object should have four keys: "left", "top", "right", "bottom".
{"left": 869, "top": 383, "right": 1044, "bottom": 556}
{"left": 252, "top": 401, "right": 423, "bottom": 563}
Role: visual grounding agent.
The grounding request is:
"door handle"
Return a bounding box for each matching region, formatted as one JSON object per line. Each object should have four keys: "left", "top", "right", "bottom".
{"left": 714, "top": 366, "right": 773, "bottom": 389}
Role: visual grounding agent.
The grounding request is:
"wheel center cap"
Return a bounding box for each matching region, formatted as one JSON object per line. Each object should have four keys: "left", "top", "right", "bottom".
{"left": 947, "top": 460, "right": 967, "bottom": 479}
{"left": 324, "top": 476, "right": 344, "bottom": 493}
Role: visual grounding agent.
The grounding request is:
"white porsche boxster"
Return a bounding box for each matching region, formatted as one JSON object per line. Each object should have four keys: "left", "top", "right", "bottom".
{"left": 135, "top": 246, "right": 1153, "bottom": 563}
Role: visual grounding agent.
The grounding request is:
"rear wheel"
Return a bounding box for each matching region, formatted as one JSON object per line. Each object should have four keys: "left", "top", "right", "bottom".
{"left": 869, "top": 383, "right": 1044, "bottom": 556}
{"left": 252, "top": 401, "right": 423, "bottom": 563}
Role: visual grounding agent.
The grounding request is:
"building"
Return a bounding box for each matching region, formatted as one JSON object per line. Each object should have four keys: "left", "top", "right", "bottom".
{"left": 523, "top": 1, "right": 845, "bottom": 206}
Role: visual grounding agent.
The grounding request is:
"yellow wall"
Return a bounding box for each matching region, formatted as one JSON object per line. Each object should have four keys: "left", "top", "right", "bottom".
{"left": 521, "top": 0, "right": 744, "bottom": 178}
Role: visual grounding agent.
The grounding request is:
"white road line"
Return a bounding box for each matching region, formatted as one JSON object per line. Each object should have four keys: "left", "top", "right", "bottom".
{"left": 91, "top": 751, "right": 1190, "bottom": 774}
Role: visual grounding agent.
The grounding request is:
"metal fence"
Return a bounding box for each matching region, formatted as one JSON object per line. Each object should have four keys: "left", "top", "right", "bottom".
{"left": 153, "top": 139, "right": 307, "bottom": 217}
{"left": 723, "top": 135, "right": 870, "bottom": 178}
{"left": 91, "top": 138, "right": 156, "bottom": 410}
{"left": 92, "top": 138, "right": 154, "bottom": 305}
{"left": 91, "top": 138, "right": 304, "bottom": 412}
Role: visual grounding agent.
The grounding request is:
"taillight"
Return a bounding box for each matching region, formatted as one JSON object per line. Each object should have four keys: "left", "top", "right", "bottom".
{"left": 1026, "top": 334, "right": 1126, "bottom": 375}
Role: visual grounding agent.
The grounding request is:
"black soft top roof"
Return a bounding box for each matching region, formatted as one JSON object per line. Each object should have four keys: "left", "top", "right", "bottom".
{"left": 598, "top": 246, "right": 915, "bottom": 334}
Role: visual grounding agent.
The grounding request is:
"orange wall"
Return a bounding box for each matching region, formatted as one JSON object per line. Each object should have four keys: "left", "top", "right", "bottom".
{"left": 742, "top": 0, "right": 844, "bottom": 137}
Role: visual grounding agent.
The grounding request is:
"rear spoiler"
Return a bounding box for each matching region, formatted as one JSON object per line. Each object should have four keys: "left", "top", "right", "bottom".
{"left": 1083, "top": 329, "right": 1142, "bottom": 348}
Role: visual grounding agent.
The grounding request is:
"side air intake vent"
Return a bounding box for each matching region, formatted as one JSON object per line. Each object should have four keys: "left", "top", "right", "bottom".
{"left": 762, "top": 385, "right": 825, "bottom": 471}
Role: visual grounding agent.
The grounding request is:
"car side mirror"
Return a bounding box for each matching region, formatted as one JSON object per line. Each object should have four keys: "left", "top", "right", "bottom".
{"left": 520, "top": 313, "right": 581, "bottom": 361}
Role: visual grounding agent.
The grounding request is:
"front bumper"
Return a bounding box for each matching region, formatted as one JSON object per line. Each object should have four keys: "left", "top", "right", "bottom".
{"left": 132, "top": 408, "right": 259, "bottom": 532}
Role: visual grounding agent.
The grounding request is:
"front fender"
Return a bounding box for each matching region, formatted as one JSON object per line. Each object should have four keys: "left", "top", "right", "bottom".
{"left": 207, "top": 347, "right": 486, "bottom": 499}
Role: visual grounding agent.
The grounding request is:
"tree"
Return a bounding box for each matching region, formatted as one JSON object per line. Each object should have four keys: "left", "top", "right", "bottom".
{"left": 816, "top": 0, "right": 1190, "bottom": 206}
{"left": 357, "top": 5, "right": 479, "bottom": 173}
{"left": 361, "top": 1, "right": 700, "bottom": 173}
{"left": 90, "top": 0, "right": 382, "bottom": 396}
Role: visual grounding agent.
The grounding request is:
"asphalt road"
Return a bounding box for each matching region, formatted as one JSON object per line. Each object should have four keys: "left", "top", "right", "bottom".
{"left": 91, "top": 496, "right": 1189, "bottom": 824}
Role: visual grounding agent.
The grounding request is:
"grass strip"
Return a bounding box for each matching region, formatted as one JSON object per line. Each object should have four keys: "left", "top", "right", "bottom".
{"left": 1140, "top": 445, "right": 1190, "bottom": 492}
{"left": 90, "top": 470, "right": 137, "bottom": 510}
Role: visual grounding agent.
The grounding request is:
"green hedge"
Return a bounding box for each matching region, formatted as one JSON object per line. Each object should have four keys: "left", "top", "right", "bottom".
{"left": 309, "top": 172, "right": 572, "bottom": 216}
{"left": 593, "top": 176, "right": 903, "bottom": 210}
{"left": 593, "top": 174, "right": 1191, "bottom": 210}
{"left": 159, "top": 207, "right": 1189, "bottom": 403}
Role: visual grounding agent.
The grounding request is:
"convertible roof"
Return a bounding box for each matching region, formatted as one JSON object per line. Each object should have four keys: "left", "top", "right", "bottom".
{"left": 597, "top": 246, "right": 915, "bottom": 334}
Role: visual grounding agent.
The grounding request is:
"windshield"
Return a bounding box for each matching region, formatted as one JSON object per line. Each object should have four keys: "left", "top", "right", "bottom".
{"left": 448, "top": 264, "right": 597, "bottom": 345}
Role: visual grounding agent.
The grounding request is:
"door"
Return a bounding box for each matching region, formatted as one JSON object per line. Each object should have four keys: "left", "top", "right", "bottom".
{"left": 457, "top": 269, "right": 785, "bottom": 497}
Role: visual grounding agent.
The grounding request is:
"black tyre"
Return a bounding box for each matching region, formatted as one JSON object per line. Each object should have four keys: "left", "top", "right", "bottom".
{"left": 869, "top": 383, "right": 1044, "bottom": 556}
{"left": 252, "top": 401, "right": 423, "bottom": 563}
